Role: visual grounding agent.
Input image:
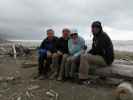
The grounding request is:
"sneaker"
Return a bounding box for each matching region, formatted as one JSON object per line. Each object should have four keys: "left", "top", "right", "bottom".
{"left": 38, "top": 75, "right": 47, "bottom": 80}
{"left": 57, "top": 76, "right": 63, "bottom": 81}
{"left": 49, "top": 72, "right": 57, "bottom": 80}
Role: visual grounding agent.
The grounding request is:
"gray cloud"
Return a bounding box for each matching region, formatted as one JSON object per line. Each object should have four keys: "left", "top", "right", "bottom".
{"left": 0, "top": 0, "right": 133, "bottom": 40}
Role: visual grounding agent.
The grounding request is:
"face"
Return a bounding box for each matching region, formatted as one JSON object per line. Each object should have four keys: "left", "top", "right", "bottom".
{"left": 71, "top": 33, "right": 78, "bottom": 40}
{"left": 47, "top": 31, "right": 54, "bottom": 40}
{"left": 63, "top": 31, "right": 69, "bottom": 38}
{"left": 91, "top": 27, "right": 100, "bottom": 35}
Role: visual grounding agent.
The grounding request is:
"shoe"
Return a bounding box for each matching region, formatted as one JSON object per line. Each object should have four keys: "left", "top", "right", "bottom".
{"left": 57, "top": 76, "right": 63, "bottom": 81}
{"left": 38, "top": 75, "right": 47, "bottom": 80}
{"left": 77, "top": 79, "right": 89, "bottom": 85}
{"left": 49, "top": 72, "right": 57, "bottom": 80}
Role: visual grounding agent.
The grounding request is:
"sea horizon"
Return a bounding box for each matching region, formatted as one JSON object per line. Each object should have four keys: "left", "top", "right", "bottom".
{"left": 8, "top": 39, "right": 133, "bottom": 52}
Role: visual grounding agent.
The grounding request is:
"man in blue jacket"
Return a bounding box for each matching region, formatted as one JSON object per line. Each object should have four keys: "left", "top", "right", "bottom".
{"left": 37, "top": 29, "right": 58, "bottom": 79}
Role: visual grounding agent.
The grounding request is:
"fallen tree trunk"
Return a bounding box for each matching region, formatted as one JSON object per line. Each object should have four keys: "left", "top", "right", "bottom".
{"left": 95, "top": 63, "right": 133, "bottom": 80}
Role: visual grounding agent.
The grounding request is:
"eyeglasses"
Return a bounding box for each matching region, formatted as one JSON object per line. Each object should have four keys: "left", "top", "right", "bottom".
{"left": 70, "top": 33, "right": 77, "bottom": 37}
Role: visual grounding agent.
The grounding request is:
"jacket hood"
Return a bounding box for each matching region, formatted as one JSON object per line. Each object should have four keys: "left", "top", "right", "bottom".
{"left": 92, "top": 21, "right": 103, "bottom": 36}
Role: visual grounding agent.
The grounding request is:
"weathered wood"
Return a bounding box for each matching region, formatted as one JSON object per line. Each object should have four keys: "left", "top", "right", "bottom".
{"left": 21, "top": 62, "right": 38, "bottom": 68}
{"left": 114, "top": 60, "right": 133, "bottom": 65}
{"left": 95, "top": 63, "right": 133, "bottom": 80}
{"left": 12, "top": 44, "right": 17, "bottom": 59}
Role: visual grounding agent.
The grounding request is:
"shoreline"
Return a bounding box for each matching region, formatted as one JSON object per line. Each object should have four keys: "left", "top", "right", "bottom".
{"left": 1, "top": 41, "right": 133, "bottom": 61}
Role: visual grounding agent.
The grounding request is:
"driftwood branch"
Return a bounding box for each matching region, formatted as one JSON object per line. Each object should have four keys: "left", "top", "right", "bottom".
{"left": 12, "top": 44, "right": 17, "bottom": 59}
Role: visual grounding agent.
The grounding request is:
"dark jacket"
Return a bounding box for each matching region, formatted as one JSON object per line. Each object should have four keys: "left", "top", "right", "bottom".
{"left": 56, "top": 37, "right": 69, "bottom": 54}
{"left": 39, "top": 36, "right": 58, "bottom": 53}
{"left": 89, "top": 32, "right": 114, "bottom": 65}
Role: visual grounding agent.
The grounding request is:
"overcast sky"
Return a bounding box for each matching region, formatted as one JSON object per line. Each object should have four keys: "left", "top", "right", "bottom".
{"left": 0, "top": 0, "right": 133, "bottom": 40}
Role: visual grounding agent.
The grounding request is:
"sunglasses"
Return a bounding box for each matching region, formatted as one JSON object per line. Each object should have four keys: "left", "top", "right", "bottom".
{"left": 70, "top": 33, "right": 78, "bottom": 37}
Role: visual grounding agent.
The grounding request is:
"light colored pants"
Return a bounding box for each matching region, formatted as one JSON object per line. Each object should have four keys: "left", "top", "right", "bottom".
{"left": 79, "top": 53, "right": 107, "bottom": 80}
{"left": 58, "top": 54, "right": 69, "bottom": 79}
{"left": 50, "top": 53, "right": 59, "bottom": 72}
{"left": 65, "top": 55, "right": 80, "bottom": 78}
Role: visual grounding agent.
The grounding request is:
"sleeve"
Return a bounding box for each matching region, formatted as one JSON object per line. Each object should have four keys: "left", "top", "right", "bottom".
{"left": 38, "top": 39, "right": 47, "bottom": 55}
{"left": 69, "top": 37, "right": 85, "bottom": 55}
{"left": 72, "top": 38, "right": 85, "bottom": 57}
{"left": 51, "top": 37, "right": 58, "bottom": 53}
{"left": 88, "top": 39, "right": 95, "bottom": 54}
{"left": 89, "top": 36, "right": 104, "bottom": 54}
{"left": 68, "top": 39, "right": 73, "bottom": 54}
{"left": 56, "top": 38, "right": 62, "bottom": 52}
{"left": 39, "top": 39, "right": 46, "bottom": 50}
{"left": 73, "top": 51, "right": 81, "bottom": 57}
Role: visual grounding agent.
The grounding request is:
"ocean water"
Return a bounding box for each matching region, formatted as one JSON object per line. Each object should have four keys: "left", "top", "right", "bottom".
{"left": 113, "top": 40, "right": 133, "bottom": 52}
{"left": 10, "top": 40, "right": 133, "bottom": 52}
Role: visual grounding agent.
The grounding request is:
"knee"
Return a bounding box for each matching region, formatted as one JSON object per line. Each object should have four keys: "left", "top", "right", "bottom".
{"left": 62, "top": 54, "right": 68, "bottom": 59}
{"left": 52, "top": 53, "right": 58, "bottom": 59}
{"left": 81, "top": 54, "right": 87, "bottom": 59}
{"left": 66, "top": 57, "right": 72, "bottom": 62}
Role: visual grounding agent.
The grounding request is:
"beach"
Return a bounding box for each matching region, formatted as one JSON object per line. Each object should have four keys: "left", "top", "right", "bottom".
{"left": 0, "top": 54, "right": 115, "bottom": 100}
{"left": 0, "top": 40, "right": 133, "bottom": 100}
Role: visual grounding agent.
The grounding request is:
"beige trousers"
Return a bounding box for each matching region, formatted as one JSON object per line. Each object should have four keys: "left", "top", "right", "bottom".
{"left": 79, "top": 53, "right": 107, "bottom": 80}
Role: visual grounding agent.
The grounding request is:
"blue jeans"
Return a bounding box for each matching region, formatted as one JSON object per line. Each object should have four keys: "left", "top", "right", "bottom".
{"left": 38, "top": 49, "right": 51, "bottom": 75}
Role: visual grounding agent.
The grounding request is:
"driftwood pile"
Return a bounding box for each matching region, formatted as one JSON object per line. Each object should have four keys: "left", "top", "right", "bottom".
{"left": 0, "top": 43, "right": 31, "bottom": 58}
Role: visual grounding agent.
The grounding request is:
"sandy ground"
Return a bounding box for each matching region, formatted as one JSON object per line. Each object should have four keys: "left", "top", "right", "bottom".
{"left": 0, "top": 56, "right": 116, "bottom": 100}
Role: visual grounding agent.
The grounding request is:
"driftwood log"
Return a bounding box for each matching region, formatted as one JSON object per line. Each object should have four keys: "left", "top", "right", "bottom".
{"left": 95, "top": 61, "right": 133, "bottom": 80}
{"left": 12, "top": 44, "right": 17, "bottom": 59}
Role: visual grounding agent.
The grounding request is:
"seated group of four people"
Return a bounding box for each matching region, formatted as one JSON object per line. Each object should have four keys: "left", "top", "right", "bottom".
{"left": 37, "top": 21, "right": 114, "bottom": 83}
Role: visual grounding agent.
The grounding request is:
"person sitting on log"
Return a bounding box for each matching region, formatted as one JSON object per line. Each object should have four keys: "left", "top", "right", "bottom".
{"left": 64, "top": 29, "right": 86, "bottom": 81}
{"left": 36, "top": 29, "right": 58, "bottom": 80}
{"left": 78, "top": 21, "right": 114, "bottom": 83}
{"left": 49, "top": 28, "right": 70, "bottom": 80}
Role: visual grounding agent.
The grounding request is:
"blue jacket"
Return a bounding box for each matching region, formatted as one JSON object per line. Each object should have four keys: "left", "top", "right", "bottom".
{"left": 68, "top": 36, "right": 85, "bottom": 57}
{"left": 38, "top": 36, "right": 58, "bottom": 56}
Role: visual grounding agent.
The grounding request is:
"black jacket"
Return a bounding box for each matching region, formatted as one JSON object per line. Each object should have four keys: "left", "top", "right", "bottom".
{"left": 40, "top": 36, "right": 58, "bottom": 53}
{"left": 56, "top": 37, "right": 69, "bottom": 54}
{"left": 89, "top": 32, "right": 114, "bottom": 65}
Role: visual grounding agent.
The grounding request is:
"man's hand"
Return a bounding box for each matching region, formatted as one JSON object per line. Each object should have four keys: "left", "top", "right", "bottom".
{"left": 57, "top": 51, "right": 63, "bottom": 56}
{"left": 47, "top": 51, "right": 52, "bottom": 58}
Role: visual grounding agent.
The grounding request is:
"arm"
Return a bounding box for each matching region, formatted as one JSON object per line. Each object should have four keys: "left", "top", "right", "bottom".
{"left": 68, "top": 39, "right": 81, "bottom": 55}
{"left": 68, "top": 39, "right": 73, "bottom": 54}
{"left": 56, "top": 38, "right": 63, "bottom": 53}
{"left": 73, "top": 37, "right": 85, "bottom": 54}
{"left": 47, "top": 37, "right": 58, "bottom": 53}
{"left": 88, "top": 37, "right": 104, "bottom": 55}
{"left": 88, "top": 37, "right": 95, "bottom": 54}
{"left": 39, "top": 39, "right": 47, "bottom": 51}
{"left": 51, "top": 37, "right": 58, "bottom": 53}
{"left": 68, "top": 37, "right": 85, "bottom": 55}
